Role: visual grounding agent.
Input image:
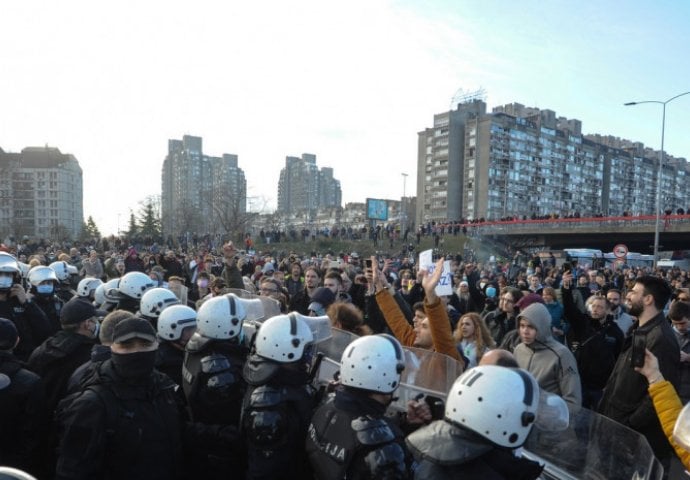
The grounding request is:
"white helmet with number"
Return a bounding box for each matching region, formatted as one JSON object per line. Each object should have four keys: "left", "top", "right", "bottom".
{"left": 116, "top": 271, "right": 155, "bottom": 299}
{"left": 139, "top": 287, "right": 180, "bottom": 318}
{"left": 28, "top": 266, "right": 59, "bottom": 286}
{"left": 254, "top": 312, "right": 315, "bottom": 363}
{"left": 340, "top": 334, "right": 405, "bottom": 394}
{"left": 196, "top": 293, "right": 247, "bottom": 340}
{"left": 445, "top": 365, "right": 539, "bottom": 448}
{"left": 157, "top": 305, "right": 197, "bottom": 341}
{"left": 76, "top": 277, "right": 103, "bottom": 298}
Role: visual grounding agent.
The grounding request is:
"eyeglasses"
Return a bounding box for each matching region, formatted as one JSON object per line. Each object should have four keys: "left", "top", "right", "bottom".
{"left": 260, "top": 287, "right": 278, "bottom": 294}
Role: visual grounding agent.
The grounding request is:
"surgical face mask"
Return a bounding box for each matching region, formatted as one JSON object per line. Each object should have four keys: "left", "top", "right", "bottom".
{"left": 0, "top": 275, "right": 13, "bottom": 290}
{"left": 37, "top": 284, "right": 54, "bottom": 295}
{"left": 197, "top": 279, "right": 209, "bottom": 289}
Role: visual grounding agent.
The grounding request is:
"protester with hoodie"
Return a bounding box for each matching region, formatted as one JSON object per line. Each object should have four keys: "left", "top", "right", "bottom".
{"left": 514, "top": 302, "right": 582, "bottom": 405}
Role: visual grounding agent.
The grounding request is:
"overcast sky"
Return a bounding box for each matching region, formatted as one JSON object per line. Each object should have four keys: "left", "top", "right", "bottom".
{"left": 2, "top": 0, "right": 690, "bottom": 235}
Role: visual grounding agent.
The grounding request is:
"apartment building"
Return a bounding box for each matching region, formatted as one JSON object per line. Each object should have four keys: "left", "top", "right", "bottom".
{"left": 161, "top": 135, "right": 246, "bottom": 237}
{"left": 0, "top": 146, "right": 83, "bottom": 239}
{"left": 416, "top": 100, "right": 690, "bottom": 225}
{"left": 277, "top": 154, "right": 342, "bottom": 215}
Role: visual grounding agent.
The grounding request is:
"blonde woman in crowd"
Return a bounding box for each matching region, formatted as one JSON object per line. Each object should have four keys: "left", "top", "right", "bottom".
{"left": 453, "top": 312, "right": 496, "bottom": 368}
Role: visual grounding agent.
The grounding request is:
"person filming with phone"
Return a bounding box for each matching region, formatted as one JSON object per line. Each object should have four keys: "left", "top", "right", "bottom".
{"left": 598, "top": 276, "right": 680, "bottom": 467}
{"left": 560, "top": 270, "right": 623, "bottom": 409}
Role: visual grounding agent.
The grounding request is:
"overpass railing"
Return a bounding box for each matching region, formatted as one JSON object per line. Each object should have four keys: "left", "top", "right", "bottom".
{"left": 455, "top": 214, "right": 690, "bottom": 235}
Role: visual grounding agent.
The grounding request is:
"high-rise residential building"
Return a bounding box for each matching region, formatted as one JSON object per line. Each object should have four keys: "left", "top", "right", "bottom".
{"left": 161, "top": 135, "right": 246, "bottom": 237}
{"left": 0, "top": 146, "right": 83, "bottom": 239}
{"left": 416, "top": 100, "right": 690, "bottom": 225}
{"left": 277, "top": 154, "right": 341, "bottom": 215}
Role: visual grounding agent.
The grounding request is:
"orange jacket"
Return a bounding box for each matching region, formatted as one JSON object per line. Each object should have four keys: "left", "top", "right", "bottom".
{"left": 375, "top": 289, "right": 463, "bottom": 365}
{"left": 648, "top": 380, "right": 690, "bottom": 469}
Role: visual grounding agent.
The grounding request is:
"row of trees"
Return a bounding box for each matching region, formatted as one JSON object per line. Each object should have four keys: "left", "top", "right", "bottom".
{"left": 79, "top": 196, "right": 162, "bottom": 243}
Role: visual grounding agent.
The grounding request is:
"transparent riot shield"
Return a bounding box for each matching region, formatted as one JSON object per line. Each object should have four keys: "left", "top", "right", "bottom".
{"left": 168, "top": 282, "right": 188, "bottom": 305}
{"left": 523, "top": 403, "right": 664, "bottom": 480}
{"left": 233, "top": 289, "right": 282, "bottom": 346}
{"left": 313, "top": 328, "right": 360, "bottom": 387}
{"left": 389, "top": 347, "right": 464, "bottom": 416}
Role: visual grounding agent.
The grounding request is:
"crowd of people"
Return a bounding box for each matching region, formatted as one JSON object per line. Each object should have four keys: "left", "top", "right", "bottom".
{"left": 1, "top": 238, "right": 690, "bottom": 479}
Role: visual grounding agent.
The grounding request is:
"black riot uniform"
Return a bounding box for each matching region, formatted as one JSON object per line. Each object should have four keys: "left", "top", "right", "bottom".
{"left": 182, "top": 332, "right": 249, "bottom": 479}
{"left": 306, "top": 386, "right": 410, "bottom": 480}
{"left": 241, "top": 352, "right": 317, "bottom": 480}
{"left": 406, "top": 420, "right": 543, "bottom": 480}
{"left": 32, "top": 291, "right": 64, "bottom": 334}
{"left": 182, "top": 332, "right": 249, "bottom": 426}
{"left": 155, "top": 340, "right": 185, "bottom": 387}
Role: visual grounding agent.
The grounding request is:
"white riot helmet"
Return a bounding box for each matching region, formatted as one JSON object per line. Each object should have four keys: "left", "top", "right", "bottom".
{"left": 139, "top": 287, "right": 180, "bottom": 319}
{"left": 445, "top": 366, "right": 539, "bottom": 448}
{"left": 196, "top": 293, "right": 247, "bottom": 340}
{"left": 157, "top": 305, "right": 197, "bottom": 342}
{"left": 77, "top": 277, "right": 103, "bottom": 298}
{"left": 339, "top": 334, "right": 405, "bottom": 394}
{"left": 99, "top": 278, "right": 122, "bottom": 305}
{"left": 0, "top": 252, "right": 21, "bottom": 290}
{"left": 116, "top": 271, "right": 155, "bottom": 299}
{"left": 49, "top": 261, "right": 74, "bottom": 282}
{"left": 28, "top": 266, "right": 59, "bottom": 287}
{"left": 254, "top": 312, "right": 315, "bottom": 363}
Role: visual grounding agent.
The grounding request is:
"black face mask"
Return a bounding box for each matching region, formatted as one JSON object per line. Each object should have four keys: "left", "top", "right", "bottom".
{"left": 111, "top": 350, "right": 157, "bottom": 381}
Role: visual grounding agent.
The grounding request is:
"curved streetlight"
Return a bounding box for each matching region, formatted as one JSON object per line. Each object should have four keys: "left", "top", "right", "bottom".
{"left": 624, "top": 91, "right": 690, "bottom": 268}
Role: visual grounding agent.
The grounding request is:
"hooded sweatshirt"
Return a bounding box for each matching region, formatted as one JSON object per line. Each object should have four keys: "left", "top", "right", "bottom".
{"left": 514, "top": 303, "right": 582, "bottom": 405}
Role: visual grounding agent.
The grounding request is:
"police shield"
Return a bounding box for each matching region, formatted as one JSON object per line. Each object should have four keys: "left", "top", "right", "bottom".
{"left": 523, "top": 403, "right": 663, "bottom": 479}
{"left": 389, "top": 347, "right": 464, "bottom": 416}
{"left": 313, "top": 328, "right": 360, "bottom": 387}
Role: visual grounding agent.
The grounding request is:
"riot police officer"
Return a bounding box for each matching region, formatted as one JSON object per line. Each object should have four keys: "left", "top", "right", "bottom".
{"left": 182, "top": 293, "right": 252, "bottom": 478}
{"left": 406, "top": 365, "right": 544, "bottom": 480}
{"left": 48, "top": 261, "right": 78, "bottom": 304}
{"left": 306, "top": 334, "right": 412, "bottom": 480}
{"left": 27, "top": 266, "right": 64, "bottom": 333}
{"left": 155, "top": 305, "right": 196, "bottom": 386}
{"left": 242, "top": 312, "right": 329, "bottom": 480}
{"left": 108, "top": 271, "right": 155, "bottom": 313}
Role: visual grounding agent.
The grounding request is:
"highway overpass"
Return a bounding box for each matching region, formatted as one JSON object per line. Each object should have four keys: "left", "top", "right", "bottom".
{"left": 462, "top": 214, "right": 690, "bottom": 253}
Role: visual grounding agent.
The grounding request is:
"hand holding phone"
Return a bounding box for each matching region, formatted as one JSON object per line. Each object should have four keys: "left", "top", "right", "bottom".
{"left": 631, "top": 331, "right": 647, "bottom": 368}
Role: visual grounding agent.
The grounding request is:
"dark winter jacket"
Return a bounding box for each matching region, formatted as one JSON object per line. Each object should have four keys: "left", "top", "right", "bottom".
{"left": 599, "top": 311, "right": 680, "bottom": 460}
{"left": 561, "top": 286, "right": 623, "bottom": 389}
{"left": 0, "top": 351, "right": 49, "bottom": 476}
{"left": 27, "top": 330, "right": 96, "bottom": 411}
{"left": 0, "top": 297, "right": 52, "bottom": 361}
{"left": 55, "top": 359, "right": 184, "bottom": 480}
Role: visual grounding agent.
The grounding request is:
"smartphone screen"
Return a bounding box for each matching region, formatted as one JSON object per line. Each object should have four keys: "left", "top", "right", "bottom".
{"left": 631, "top": 331, "right": 647, "bottom": 368}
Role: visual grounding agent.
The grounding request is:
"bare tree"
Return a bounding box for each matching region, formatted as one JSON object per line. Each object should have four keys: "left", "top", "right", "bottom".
{"left": 212, "top": 190, "right": 258, "bottom": 244}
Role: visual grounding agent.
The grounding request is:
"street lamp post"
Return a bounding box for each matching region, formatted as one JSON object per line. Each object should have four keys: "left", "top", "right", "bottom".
{"left": 401, "top": 172, "right": 408, "bottom": 236}
{"left": 624, "top": 91, "right": 690, "bottom": 268}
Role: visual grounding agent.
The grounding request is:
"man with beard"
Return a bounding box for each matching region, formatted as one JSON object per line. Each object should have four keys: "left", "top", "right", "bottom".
{"left": 289, "top": 267, "right": 321, "bottom": 315}
{"left": 455, "top": 280, "right": 478, "bottom": 314}
{"left": 599, "top": 276, "right": 680, "bottom": 465}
